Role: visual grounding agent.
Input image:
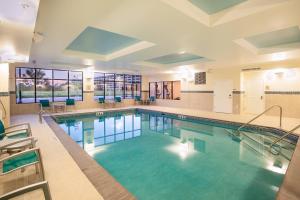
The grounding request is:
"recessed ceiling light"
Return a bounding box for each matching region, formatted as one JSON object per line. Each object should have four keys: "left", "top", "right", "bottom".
{"left": 271, "top": 52, "right": 287, "bottom": 61}
{"left": 179, "top": 51, "right": 186, "bottom": 54}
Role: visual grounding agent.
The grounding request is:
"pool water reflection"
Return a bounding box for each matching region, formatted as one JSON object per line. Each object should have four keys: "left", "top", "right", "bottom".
{"left": 57, "top": 111, "right": 294, "bottom": 200}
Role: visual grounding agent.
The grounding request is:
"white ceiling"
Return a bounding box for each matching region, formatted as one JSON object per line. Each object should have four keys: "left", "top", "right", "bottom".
{"left": 6, "top": 0, "right": 300, "bottom": 74}
{"left": 0, "top": 0, "right": 39, "bottom": 62}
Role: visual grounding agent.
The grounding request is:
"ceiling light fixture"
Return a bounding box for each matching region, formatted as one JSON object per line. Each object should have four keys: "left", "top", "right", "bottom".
{"left": 20, "top": 0, "right": 35, "bottom": 9}
{"left": 271, "top": 52, "right": 287, "bottom": 61}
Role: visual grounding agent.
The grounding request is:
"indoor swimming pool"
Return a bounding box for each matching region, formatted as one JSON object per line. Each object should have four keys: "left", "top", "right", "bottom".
{"left": 55, "top": 109, "right": 297, "bottom": 200}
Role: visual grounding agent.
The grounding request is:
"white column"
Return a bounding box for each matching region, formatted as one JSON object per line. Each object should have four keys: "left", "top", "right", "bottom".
{"left": 0, "top": 63, "right": 10, "bottom": 126}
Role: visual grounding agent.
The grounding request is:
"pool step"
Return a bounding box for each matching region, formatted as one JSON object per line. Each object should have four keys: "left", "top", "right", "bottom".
{"left": 224, "top": 129, "right": 295, "bottom": 160}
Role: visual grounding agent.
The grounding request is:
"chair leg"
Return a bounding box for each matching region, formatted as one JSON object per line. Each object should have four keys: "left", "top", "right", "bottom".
{"left": 35, "top": 163, "right": 40, "bottom": 175}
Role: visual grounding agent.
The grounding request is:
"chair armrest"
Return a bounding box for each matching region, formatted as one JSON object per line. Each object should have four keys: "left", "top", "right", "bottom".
{"left": 5, "top": 128, "right": 30, "bottom": 136}
{"left": 0, "top": 181, "right": 52, "bottom": 200}
{"left": 0, "top": 137, "right": 36, "bottom": 149}
{"left": 5, "top": 123, "right": 30, "bottom": 132}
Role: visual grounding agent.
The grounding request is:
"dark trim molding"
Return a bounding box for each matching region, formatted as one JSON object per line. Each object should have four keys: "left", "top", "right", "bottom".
{"left": 0, "top": 92, "right": 9, "bottom": 96}
{"left": 181, "top": 90, "right": 213, "bottom": 93}
{"left": 265, "top": 91, "right": 300, "bottom": 95}
{"left": 233, "top": 91, "right": 245, "bottom": 94}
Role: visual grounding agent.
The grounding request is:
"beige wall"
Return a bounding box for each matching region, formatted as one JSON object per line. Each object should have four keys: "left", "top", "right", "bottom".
{"left": 145, "top": 68, "right": 242, "bottom": 114}
{"left": 242, "top": 68, "right": 300, "bottom": 118}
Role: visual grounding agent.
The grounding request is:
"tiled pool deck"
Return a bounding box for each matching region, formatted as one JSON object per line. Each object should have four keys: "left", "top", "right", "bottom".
{"left": 2, "top": 106, "right": 300, "bottom": 199}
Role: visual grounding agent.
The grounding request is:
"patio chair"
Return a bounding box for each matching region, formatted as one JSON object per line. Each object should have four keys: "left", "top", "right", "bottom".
{"left": 66, "top": 98, "right": 75, "bottom": 111}
{"left": 134, "top": 96, "right": 141, "bottom": 105}
{"left": 0, "top": 148, "right": 52, "bottom": 200}
{"left": 0, "top": 181, "right": 52, "bottom": 200}
{"left": 114, "top": 97, "right": 122, "bottom": 107}
{"left": 0, "top": 120, "right": 31, "bottom": 140}
{"left": 0, "top": 137, "right": 37, "bottom": 155}
{"left": 149, "top": 96, "right": 156, "bottom": 105}
{"left": 40, "top": 100, "right": 51, "bottom": 112}
{"left": 0, "top": 120, "right": 34, "bottom": 155}
{"left": 98, "top": 97, "right": 105, "bottom": 108}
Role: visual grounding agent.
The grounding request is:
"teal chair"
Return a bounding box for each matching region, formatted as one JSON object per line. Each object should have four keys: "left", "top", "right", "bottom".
{"left": 149, "top": 96, "right": 156, "bottom": 104}
{"left": 0, "top": 148, "right": 52, "bottom": 200}
{"left": 134, "top": 96, "right": 141, "bottom": 105}
{"left": 66, "top": 98, "right": 75, "bottom": 106}
{"left": 114, "top": 97, "right": 122, "bottom": 108}
{"left": 40, "top": 100, "right": 51, "bottom": 112}
{"left": 0, "top": 120, "right": 31, "bottom": 140}
{"left": 115, "top": 97, "right": 122, "bottom": 103}
{"left": 66, "top": 98, "right": 75, "bottom": 111}
{"left": 98, "top": 97, "right": 105, "bottom": 104}
{"left": 0, "top": 120, "right": 35, "bottom": 154}
{"left": 98, "top": 97, "right": 106, "bottom": 108}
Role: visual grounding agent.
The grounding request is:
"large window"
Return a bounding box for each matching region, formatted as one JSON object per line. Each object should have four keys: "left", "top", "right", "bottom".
{"left": 94, "top": 73, "right": 141, "bottom": 99}
{"left": 149, "top": 81, "right": 181, "bottom": 100}
{"left": 16, "top": 67, "right": 83, "bottom": 103}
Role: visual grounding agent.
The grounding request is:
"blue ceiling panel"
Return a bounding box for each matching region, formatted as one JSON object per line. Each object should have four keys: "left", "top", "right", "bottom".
{"left": 245, "top": 26, "right": 300, "bottom": 48}
{"left": 189, "top": 0, "right": 247, "bottom": 14}
{"left": 146, "top": 53, "right": 204, "bottom": 65}
{"left": 66, "top": 27, "right": 141, "bottom": 55}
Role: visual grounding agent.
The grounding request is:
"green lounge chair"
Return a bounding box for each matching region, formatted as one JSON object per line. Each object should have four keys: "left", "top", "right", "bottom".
{"left": 98, "top": 97, "right": 105, "bottom": 104}
{"left": 66, "top": 98, "right": 75, "bottom": 111}
{"left": 114, "top": 97, "right": 122, "bottom": 107}
{"left": 0, "top": 120, "right": 34, "bottom": 155}
{"left": 0, "top": 148, "right": 51, "bottom": 200}
{"left": 40, "top": 100, "right": 51, "bottom": 112}
{"left": 0, "top": 181, "right": 52, "bottom": 200}
{"left": 0, "top": 148, "right": 43, "bottom": 176}
{"left": 115, "top": 96, "right": 122, "bottom": 103}
{"left": 149, "top": 96, "right": 156, "bottom": 104}
{"left": 134, "top": 96, "right": 141, "bottom": 105}
{"left": 98, "top": 97, "right": 105, "bottom": 108}
{"left": 0, "top": 120, "right": 31, "bottom": 140}
{"left": 0, "top": 137, "right": 37, "bottom": 155}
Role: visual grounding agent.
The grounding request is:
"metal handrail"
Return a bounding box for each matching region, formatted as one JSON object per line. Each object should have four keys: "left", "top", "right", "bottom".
{"left": 237, "top": 105, "right": 282, "bottom": 133}
{"left": 270, "top": 124, "right": 300, "bottom": 153}
{"left": 0, "top": 99, "right": 7, "bottom": 119}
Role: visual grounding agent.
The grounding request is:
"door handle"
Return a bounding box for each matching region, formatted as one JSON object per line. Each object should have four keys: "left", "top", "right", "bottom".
{"left": 261, "top": 96, "right": 263, "bottom": 100}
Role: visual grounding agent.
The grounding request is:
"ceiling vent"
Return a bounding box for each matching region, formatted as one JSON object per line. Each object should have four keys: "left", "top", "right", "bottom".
{"left": 241, "top": 67, "right": 261, "bottom": 71}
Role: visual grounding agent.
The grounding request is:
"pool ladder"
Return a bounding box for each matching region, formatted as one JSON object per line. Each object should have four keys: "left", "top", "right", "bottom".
{"left": 234, "top": 105, "right": 299, "bottom": 156}
{"left": 270, "top": 124, "right": 300, "bottom": 155}
{"left": 236, "top": 105, "right": 283, "bottom": 136}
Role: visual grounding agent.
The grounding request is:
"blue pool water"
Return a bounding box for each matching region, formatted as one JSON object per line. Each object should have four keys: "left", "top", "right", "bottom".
{"left": 56, "top": 110, "right": 296, "bottom": 200}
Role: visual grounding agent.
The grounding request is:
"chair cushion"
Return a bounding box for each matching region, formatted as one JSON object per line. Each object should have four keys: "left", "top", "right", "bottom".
{"left": 115, "top": 97, "right": 122, "bottom": 102}
{"left": 0, "top": 133, "right": 4, "bottom": 140}
{"left": 3, "top": 151, "right": 38, "bottom": 173}
{"left": 150, "top": 96, "right": 155, "bottom": 101}
{"left": 66, "top": 98, "right": 75, "bottom": 106}
{"left": 0, "top": 120, "right": 5, "bottom": 134}
{"left": 98, "top": 97, "right": 105, "bottom": 104}
{"left": 6, "top": 131, "right": 28, "bottom": 139}
{"left": 135, "top": 96, "right": 141, "bottom": 101}
{"left": 40, "top": 100, "right": 50, "bottom": 107}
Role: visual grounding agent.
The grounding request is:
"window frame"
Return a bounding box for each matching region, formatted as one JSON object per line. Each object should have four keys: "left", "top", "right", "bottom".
{"left": 93, "top": 73, "right": 141, "bottom": 100}
{"left": 149, "top": 80, "right": 180, "bottom": 100}
{"left": 15, "top": 67, "right": 83, "bottom": 104}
